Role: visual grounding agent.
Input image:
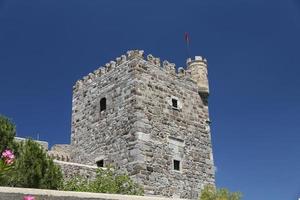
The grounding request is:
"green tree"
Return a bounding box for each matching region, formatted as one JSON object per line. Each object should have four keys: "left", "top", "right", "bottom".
{"left": 61, "top": 166, "right": 144, "bottom": 196}
{"left": 0, "top": 115, "right": 18, "bottom": 185}
{"left": 7, "top": 139, "right": 63, "bottom": 189}
{"left": 0, "top": 115, "right": 18, "bottom": 153}
{"left": 200, "top": 185, "right": 242, "bottom": 200}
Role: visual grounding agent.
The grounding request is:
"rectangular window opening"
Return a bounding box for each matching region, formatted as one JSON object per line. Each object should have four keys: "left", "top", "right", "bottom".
{"left": 96, "top": 160, "right": 104, "bottom": 168}
{"left": 172, "top": 98, "right": 178, "bottom": 108}
{"left": 173, "top": 159, "right": 180, "bottom": 171}
{"left": 100, "top": 98, "right": 106, "bottom": 112}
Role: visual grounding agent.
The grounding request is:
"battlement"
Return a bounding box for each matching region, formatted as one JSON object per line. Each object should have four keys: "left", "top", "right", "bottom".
{"left": 48, "top": 144, "right": 71, "bottom": 162}
{"left": 186, "top": 56, "right": 207, "bottom": 65}
{"left": 74, "top": 50, "right": 209, "bottom": 96}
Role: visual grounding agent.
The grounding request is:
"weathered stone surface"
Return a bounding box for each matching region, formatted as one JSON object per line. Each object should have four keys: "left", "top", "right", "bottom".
{"left": 0, "top": 187, "right": 187, "bottom": 200}
{"left": 68, "top": 50, "right": 215, "bottom": 199}
{"left": 48, "top": 144, "right": 72, "bottom": 162}
{"left": 54, "top": 160, "right": 97, "bottom": 180}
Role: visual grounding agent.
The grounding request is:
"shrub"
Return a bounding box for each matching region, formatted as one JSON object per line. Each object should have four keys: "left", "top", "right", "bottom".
{"left": 200, "top": 185, "right": 242, "bottom": 200}
{"left": 61, "top": 166, "right": 144, "bottom": 195}
{"left": 60, "top": 175, "right": 89, "bottom": 192}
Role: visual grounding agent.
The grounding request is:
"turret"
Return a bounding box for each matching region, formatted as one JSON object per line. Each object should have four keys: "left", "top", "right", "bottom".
{"left": 186, "top": 56, "right": 209, "bottom": 104}
{"left": 186, "top": 56, "right": 209, "bottom": 102}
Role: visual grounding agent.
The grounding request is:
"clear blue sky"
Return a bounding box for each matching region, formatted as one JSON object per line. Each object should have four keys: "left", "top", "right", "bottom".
{"left": 1, "top": 0, "right": 300, "bottom": 199}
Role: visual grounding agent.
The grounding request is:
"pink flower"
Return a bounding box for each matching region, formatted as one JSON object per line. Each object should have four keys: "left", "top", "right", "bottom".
{"left": 1, "top": 149, "right": 15, "bottom": 165}
{"left": 23, "top": 195, "right": 35, "bottom": 200}
{"left": 1, "top": 149, "right": 14, "bottom": 159}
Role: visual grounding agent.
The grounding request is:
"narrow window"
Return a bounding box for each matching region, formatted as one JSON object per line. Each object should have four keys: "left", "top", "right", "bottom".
{"left": 173, "top": 159, "right": 180, "bottom": 171}
{"left": 100, "top": 98, "right": 106, "bottom": 112}
{"left": 96, "top": 160, "right": 104, "bottom": 168}
{"left": 172, "top": 98, "right": 178, "bottom": 108}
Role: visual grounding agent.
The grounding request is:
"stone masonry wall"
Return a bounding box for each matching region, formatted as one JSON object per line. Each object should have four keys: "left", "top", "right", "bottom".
{"left": 71, "top": 52, "right": 140, "bottom": 172}
{"left": 54, "top": 160, "right": 97, "bottom": 180}
{"left": 48, "top": 144, "right": 72, "bottom": 162}
{"left": 130, "top": 58, "right": 214, "bottom": 199}
{"left": 70, "top": 50, "right": 215, "bottom": 200}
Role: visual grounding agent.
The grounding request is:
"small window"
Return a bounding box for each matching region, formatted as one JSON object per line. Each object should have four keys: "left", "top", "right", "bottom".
{"left": 172, "top": 98, "right": 178, "bottom": 108}
{"left": 173, "top": 159, "right": 180, "bottom": 171}
{"left": 100, "top": 98, "right": 106, "bottom": 112}
{"left": 96, "top": 160, "right": 104, "bottom": 168}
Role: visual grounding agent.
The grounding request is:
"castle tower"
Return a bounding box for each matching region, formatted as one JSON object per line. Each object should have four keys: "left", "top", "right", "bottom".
{"left": 70, "top": 50, "right": 215, "bottom": 199}
{"left": 186, "top": 56, "right": 209, "bottom": 105}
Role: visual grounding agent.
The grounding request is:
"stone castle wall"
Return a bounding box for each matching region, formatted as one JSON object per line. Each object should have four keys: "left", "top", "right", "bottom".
{"left": 48, "top": 144, "right": 72, "bottom": 162}
{"left": 71, "top": 53, "right": 139, "bottom": 169}
{"left": 70, "top": 50, "right": 215, "bottom": 199}
{"left": 130, "top": 58, "right": 214, "bottom": 199}
{"left": 54, "top": 160, "right": 98, "bottom": 180}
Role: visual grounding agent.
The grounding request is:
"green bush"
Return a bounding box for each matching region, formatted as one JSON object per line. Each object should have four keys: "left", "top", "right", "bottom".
{"left": 200, "top": 185, "right": 242, "bottom": 200}
{"left": 60, "top": 175, "right": 89, "bottom": 192}
{"left": 5, "top": 139, "right": 63, "bottom": 189}
{"left": 0, "top": 114, "right": 63, "bottom": 189}
{"left": 61, "top": 166, "right": 144, "bottom": 195}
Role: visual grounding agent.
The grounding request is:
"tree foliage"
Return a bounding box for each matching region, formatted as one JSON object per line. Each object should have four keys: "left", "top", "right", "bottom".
{"left": 60, "top": 166, "right": 144, "bottom": 196}
{"left": 0, "top": 115, "right": 18, "bottom": 185}
{"left": 0, "top": 115, "right": 17, "bottom": 153}
{"left": 5, "top": 139, "right": 63, "bottom": 189}
{"left": 200, "top": 185, "right": 242, "bottom": 200}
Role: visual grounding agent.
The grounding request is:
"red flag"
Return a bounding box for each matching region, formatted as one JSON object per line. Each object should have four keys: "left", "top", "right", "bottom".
{"left": 184, "top": 32, "right": 190, "bottom": 44}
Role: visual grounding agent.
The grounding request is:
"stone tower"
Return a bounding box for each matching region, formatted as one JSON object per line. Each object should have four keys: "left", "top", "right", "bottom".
{"left": 71, "top": 50, "right": 215, "bottom": 199}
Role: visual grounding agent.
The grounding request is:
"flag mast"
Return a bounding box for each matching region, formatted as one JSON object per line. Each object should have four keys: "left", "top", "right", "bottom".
{"left": 184, "top": 32, "right": 191, "bottom": 58}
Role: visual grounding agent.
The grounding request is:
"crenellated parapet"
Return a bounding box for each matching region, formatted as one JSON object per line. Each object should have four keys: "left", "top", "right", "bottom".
{"left": 146, "top": 54, "right": 161, "bottom": 66}
{"left": 48, "top": 144, "right": 72, "bottom": 162}
{"left": 48, "top": 151, "right": 71, "bottom": 162}
{"left": 144, "top": 53, "right": 208, "bottom": 84}
{"left": 162, "top": 60, "right": 176, "bottom": 75}
{"left": 73, "top": 50, "right": 208, "bottom": 93}
{"left": 127, "top": 49, "right": 144, "bottom": 59}
{"left": 73, "top": 50, "right": 141, "bottom": 90}
{"left": 177, "top": 67, "right": 186, "bottom": 77}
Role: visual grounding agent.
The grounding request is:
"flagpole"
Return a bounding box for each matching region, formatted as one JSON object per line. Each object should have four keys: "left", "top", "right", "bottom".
{"left": 184, "top": 32, "right": 191, "bottom": 58}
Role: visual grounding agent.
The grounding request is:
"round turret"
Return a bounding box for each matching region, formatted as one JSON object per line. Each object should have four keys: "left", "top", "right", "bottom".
{"left": 186, "top": 56, "right": 209, "bottom": 96}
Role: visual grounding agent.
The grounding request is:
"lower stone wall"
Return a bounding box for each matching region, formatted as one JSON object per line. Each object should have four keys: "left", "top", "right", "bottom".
{"left": 54, "top": 160, "right": 98, "bottom": 179}
{"left": 0, "top": 187, "right": 187, "bottom": 200}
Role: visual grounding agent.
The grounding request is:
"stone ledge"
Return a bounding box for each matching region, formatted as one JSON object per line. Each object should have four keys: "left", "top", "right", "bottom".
{"left": 54, "top": 160, "right": 98, "bottom": 169}
{"left": 0, "top": 187, "right": 187, "bottom": 200}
